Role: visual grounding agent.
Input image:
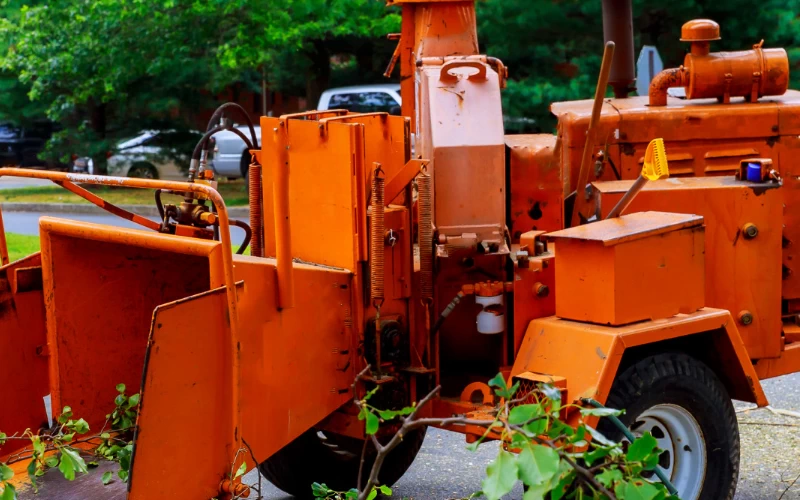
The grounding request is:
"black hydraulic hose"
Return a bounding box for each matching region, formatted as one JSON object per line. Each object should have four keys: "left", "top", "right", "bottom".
{"left": 191, "top": 125, "right": 253, "bottom": 162}
{"left": 155, "top": 189, "right": 165, "bottom": 220}
{"left": 432, "top": 291, "right": 465, "bottom": 335}
{"left": 206, "top": 102, "right": 259, "bottom": 149}
{"left": 230, "top": 218, "right": 252, "bottom": 255}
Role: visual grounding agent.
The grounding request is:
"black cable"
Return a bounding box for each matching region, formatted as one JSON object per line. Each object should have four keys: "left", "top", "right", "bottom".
{"left": 206, "top": 102, "right": 259, "bottom": 149}
{"left": 230, "top": 219, "right": 252, "bottom": 255}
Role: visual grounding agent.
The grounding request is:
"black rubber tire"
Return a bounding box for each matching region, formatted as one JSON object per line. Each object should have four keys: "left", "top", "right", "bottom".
{"left": 598, "top": 353, "right": 739, "bottom": 500}
{"left": 260, "top": 427, "right": 427, "bottom": 499}
{"left": 128, "top": 162, "right": 159, "bottom": 179}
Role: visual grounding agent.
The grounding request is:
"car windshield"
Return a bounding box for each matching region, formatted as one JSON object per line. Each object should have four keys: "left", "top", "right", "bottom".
{"left": 328, "top": 92, "right": 401, "bottom": 114}
{"left": 0, "top": 123, "right": 21, "bottom": 140}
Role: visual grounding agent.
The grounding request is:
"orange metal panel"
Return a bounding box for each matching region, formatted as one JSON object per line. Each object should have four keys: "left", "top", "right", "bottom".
{"left": 548, "top": 212, "right": 705, "bottom": 325}
{"left": 510, "top": 308, "right": 767, "bottom": 408}
{"left": 418, "top": 58, "right": 505, "bottom": 233}
{"left": 129, "top": 287, "right": 232, "bottom": 500}
{"left": 595, "top": 177, "right": 783, "bottom": 359}
{"left": 0, "top": 256, "right": 48, "bottom": 459}
{"left": 232, "top": 255, "right": 356, "bottom": 462}
{"left": 260, "top": 116, "right": 360, "bottom": 270}
{"left": 38, "top": 218, "right": 219, "bottom": 434}
{"left": 505, "top": 135, "right": 562, "bottom": 240}
{"left": 512, "top": 254, "right": 555, "bottom": 355}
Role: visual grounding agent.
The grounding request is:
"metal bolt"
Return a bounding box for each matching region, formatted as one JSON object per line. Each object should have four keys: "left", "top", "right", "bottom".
{"left": 518, "top": 254, "right": 530, "bottom": 269}
{"left": 743, "top": 223, "right": 758, "bottom": 239}
{"left": 534, "top": 282, "right": 549, "bottom": 298}
{"left": 739, "top": 310, "right": 754, "bottom": 326}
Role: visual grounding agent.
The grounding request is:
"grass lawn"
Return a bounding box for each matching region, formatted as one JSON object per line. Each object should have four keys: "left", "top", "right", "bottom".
{"left": 6, "top": 233, "right": 40, "bottom": 262}
{"left": 4, "top": 232, "right": 248, "bottom": 263}
{"left": 0, "top": 180, "right": 249, "bottom": 206}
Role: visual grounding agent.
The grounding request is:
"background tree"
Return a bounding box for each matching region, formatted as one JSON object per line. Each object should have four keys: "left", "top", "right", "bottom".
{"left": 477, "top": 0, "right": 800, "bottom": 131}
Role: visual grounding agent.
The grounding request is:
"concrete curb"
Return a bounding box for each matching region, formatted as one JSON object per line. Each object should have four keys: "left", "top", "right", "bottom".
{"left": 0, "top": 202, "right": 250, "bottom": 218}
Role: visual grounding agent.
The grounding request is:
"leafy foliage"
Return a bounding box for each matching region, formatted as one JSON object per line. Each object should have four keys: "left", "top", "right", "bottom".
{"left": 477, "top": 0, "right": 800, "bottom": 131}
{"left": 346, "top": 373, "right": 676, "bottom": 500}
{"left": 0, "top": 383, "right": 141, "bottom": 498}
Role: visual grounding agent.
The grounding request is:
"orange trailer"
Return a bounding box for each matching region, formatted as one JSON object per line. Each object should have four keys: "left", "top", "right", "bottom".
{"left": 0, "top": 1, "right": 797, "bottom": 499}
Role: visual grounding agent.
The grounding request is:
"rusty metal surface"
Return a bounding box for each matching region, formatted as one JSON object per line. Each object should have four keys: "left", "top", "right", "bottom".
{"left": 505, "top": 134, "right": 561, "bottom": 240}
{"left": 595, "top": 177, "right": 783, "bottom": 359}
{"left": 510, "top": 308, "right": 767, "bottom": 409}
{"left": 39, "top": 217, "right": 215, "bottom": 437}
{"left": 548, "top": 211, "right": 703, "bottom": 246}
{"left": 129, "top": 287, "right": 231, "bottom": 500}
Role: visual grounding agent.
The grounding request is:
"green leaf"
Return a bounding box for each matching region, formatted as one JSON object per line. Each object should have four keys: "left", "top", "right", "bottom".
{"left": 101, "top": 433, "right": 111, "bottom": 440}
{"left": 58, "top": 447, "right": 87, "bottom": 481}
{"left": 118, "top": 469, "right": 129, "bottom": 482}
{"left": 0, "top": 483, "right": 16, "bottom": 500}
{"left": 517, "top": 443, "right": 559, "bottom": 487}
{"left": 44, "top": 457, "right": 58, "bottom": 468}
{"left": 580, "top": 407, "right": 624, "bottom": 418}
{"left": 378, "top": 485, "right": 392, "bottom": 495}
{"left": 0, "top": 432, "right": 6, "bottom": 446}
{"left": 481, "top": 450, "right": 518, "bottom": 500}
{"left": 523, "top": 481, "right": 551, "bottom": 500}
{"left": 0, "top": 464, "right": 12, "bottom": 482}
{"left": 596, "top": 467, "right": 623, "bottom": 488}
{"left": 234, "top": 462, "right": 246, "bottom": 480}
{"left": 311, "top": 482, "right": 328, "bottom": 497}
{"left": 585, "top": 425, "right": 617, "bottom": 447}
{"left": 364, "top": 411, "right": 380, "bottom": 435}
{"left": 58, "top": 406, "right": 73, "bottom": 424}
{"left": 114, "top": 394, "right": 126, "bottom": 407}
{"left": 584, "top": 445, "right": 614, "bottom": 466}
{"left": 345, "top": 489, "right": 358, "bottom": 499}
{"left": 627, "top": 432, "right": 658, "bottom": 462}
{"left": 127, "top": 394, "right": 140, "bottom": 408}
{"left": 116, "top": 383, "right": 126, "bottom": 393}
{"left": 366, "top": 489, "right": 378, "bottom": 500}
{"left": 31, "top": 437, "right": 44, "bottom": 457}
{"left": 549, "top": 469, "right": 575, "bottom": 500}
{"left": 27, "top": 459, "right": 37, "bottom": 492}
{"left": 488, "top": 373, "right": 508, "bottom": 392}
{"left": 102, "top": 471, "right": 113, "bottom": 485}
{"left": 508, "top": 404, "right": 543, "bottom": 425}
{"left": 61, "top": 433, "right": 75, "bottom": 443}
{"left": 540, "top": 384, "right": 561, "bottom": 406}
{"left": 70, "top": 418, "right": 89, "bottom": 434}
{"left": 615, "top": 480, "right": 665, "bottom": 500}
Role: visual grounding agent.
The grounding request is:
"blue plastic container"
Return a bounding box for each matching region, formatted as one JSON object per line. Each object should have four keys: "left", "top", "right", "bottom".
{"left": 746, "top": 162, "right": 763, "bottom": 182}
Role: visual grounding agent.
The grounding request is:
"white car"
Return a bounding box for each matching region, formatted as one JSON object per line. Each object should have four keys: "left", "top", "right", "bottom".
{"left": 210, "top": 84, "right": 402, "bottom": 179}
{"left": 105, "top": 130, "right": 201, "bottom": 179}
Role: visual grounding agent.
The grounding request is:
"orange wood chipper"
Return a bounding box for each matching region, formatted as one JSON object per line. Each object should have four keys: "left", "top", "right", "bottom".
{"left": 1, "top": 1, "right": 798, "bottom": 498}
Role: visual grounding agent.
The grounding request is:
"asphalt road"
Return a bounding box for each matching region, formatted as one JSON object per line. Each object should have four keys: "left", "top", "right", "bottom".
{"left": 243, "top": 372, "right": 800, "bottom": 500}
{"left": 0, "top": 176, "right": 52, "bottom": 190}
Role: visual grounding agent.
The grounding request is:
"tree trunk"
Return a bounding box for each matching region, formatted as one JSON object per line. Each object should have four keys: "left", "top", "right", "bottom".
{"left": 305, "top": 40, "right": 331, "bottom": 110}
{"left": 89, "top": 100, "right": 108, "bottom": 175}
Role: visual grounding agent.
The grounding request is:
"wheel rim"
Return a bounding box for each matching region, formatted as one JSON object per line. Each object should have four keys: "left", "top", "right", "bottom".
{"left": 631, "top": 404, "right": 706, "bottom": 500}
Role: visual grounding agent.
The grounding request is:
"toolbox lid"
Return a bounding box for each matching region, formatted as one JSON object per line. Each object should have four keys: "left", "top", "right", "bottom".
{"left": 547, "top": 211, "right": 703, "bottom": 247}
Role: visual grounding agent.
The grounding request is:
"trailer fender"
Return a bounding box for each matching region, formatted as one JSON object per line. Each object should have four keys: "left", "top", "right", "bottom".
{"left": 510, "top": 307, "right": 767, "bottom": 408}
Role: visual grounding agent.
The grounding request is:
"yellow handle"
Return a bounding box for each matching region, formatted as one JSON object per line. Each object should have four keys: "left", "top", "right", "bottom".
{"left": 642, "top": 138, "right": 669, "bottom": 181}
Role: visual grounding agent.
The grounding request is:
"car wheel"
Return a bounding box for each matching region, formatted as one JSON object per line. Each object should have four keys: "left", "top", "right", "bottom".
{"left": 599, "top": 352, "right": 739, "bottom": 500}
{"left": 128, "top": 163, "right": 159, "bottom": 179}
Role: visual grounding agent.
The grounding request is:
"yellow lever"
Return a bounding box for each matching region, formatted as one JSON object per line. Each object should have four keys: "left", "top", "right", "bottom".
{"left": 606, "top": 138, "right": 668, "bottom": 219}
{"left": 641, "top": 138, "right": 669, "bottom": 181}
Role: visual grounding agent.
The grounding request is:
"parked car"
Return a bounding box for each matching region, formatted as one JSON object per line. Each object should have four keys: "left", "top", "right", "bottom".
{"left": 78, "top": 130, "right": 200, "bottom": 179}
{"left": 0, "top": 121, "right": 69, "bottom": 169}
{"left": 210, "top": 84, "right": 402, "bottom": 179}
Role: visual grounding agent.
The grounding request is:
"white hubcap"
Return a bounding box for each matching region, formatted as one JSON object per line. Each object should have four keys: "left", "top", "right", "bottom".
{"left": 631, "top": 404, "right": 706, "bottom": 500}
